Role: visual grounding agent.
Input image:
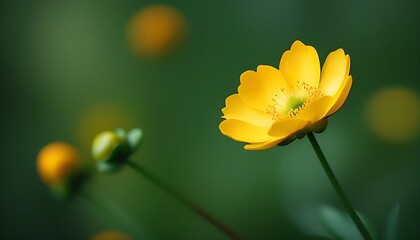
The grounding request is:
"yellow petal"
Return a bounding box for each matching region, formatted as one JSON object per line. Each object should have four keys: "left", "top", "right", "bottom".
{"left": 279, "top": 40, "right": 320, "bottom": 88}
{"left": 319, "top": 49, "right": 350, "bottom": 96}
{"left": 222, "top": 94, "right": 273, "bottom": 127}
{"left": 219, "top": 119, "right": 276, "bottom": 143}
{"left": 297, "top": 96, "right": 334, "bottom": 123}
{"left": 244, "top": 138, "right": 286, "bottom": 150}
{"left": 268, "top": 118, "right": 308, "bottom": 137}
{"left": 238, "top": 65, "right": 289, "bottom": 110}
{"left": 326, "top": 75, "right": 353, "bottom": 117}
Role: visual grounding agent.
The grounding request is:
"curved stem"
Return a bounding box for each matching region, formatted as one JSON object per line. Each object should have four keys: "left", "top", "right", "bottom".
{"left": 307, "top": 132, "right": 372, "bottom": 240}
{"left": 126, "top": 160, "right": 240, "bottom": 240}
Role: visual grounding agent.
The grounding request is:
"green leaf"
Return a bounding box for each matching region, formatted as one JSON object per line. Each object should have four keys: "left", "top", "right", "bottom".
{"left": 96, "top": 161, "right": 123, "bottom": 173}
{"left": 114, "top": 128, "right": 127, "bottom": 139}
{"left": 318, "top": 205, "right": 376, "bottom": 240}
{"left": 383, "top": 203, "right": 400, "bottom": 240}
{"left": 306, "top": 236, "right": 334, "bottom": 240}
{"left": 127, "top": 128, "right": 143, "bottom": 152}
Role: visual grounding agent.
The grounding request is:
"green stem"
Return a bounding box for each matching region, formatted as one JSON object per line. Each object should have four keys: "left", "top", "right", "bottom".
{"left": 126, "top": 160, "right": 240, "bottom": 240}
{"left": 80, "top": 189, "right": 144, "bottom": 239}
{"left": 307, "top": 132, "right": 372, "bottom": 240}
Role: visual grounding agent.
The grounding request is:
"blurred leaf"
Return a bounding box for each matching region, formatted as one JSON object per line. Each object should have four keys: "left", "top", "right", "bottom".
{"left": 383, "top": 203, "right": 400, "bottom": 240}
{"left": 127, "top": 128, "right": 143, "bottom": 152}
{"left": 318, "top": 205, "right": 377, "bottom": 240}
{"left": 306, "top": 236, "right": 334, "bottom": 240}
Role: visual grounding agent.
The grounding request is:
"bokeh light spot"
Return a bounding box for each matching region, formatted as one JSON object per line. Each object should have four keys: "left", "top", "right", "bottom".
{"left": 76, "top": 104, "right": 133, "bottom": 150}
{"left": 127, "top": 4, "right": 187, "bottom": 58}
{"left": 90, "top": 231, "right": 132, "bottom": 240}
{"left": 365, "top": 87, "right": 420, "bottom": 144}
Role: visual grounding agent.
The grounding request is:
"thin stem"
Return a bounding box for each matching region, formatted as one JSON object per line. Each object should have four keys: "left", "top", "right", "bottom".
{"left": 126, "top": 160, "right": 240, "bottom": 240}
{"left": 80, "top": 189, "right": 144, "bottom": 239}
{"left": 307, "top": 132, "right": 372, "bottom": 240}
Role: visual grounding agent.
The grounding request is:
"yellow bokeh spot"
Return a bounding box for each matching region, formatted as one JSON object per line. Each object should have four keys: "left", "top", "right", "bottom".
{"left": 365, "top": 87, "right": 420, "bottom": 144}
{"left": 90, "top": 231, "right": 132, "bottom": 240}
{"left": 76, "top": 104, "right": 132, "bottom": 151}
{"left": 37, "top": 142, "right": 80, "bottom": 186}
{"left": 127, "top": 4, "right": 187, "bottom": 57}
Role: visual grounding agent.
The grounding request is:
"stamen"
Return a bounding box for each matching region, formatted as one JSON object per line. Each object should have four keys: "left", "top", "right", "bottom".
{"left": 267, "top": 81, "right": 323, "bottom": 120}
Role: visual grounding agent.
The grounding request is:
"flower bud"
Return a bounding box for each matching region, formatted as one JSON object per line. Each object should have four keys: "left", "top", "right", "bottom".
{"left": 92, "top": 131, "right": 125, "bottom": 162}
{"left": 91, "top": 128, "right": 143, "bottom": 172}
{"left": 37, "top": 142, "right": 83, "bottom": 198}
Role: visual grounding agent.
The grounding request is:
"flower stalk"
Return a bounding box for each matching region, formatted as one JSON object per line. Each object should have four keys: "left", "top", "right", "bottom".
{"left": 307, "top": 132, "right": 372, "bottom": 240}
{"left": 126, "top": 160, "right": 240, "bottom": 240}
{"left": 80, "top": 189, "right": 143, "bottom": 239}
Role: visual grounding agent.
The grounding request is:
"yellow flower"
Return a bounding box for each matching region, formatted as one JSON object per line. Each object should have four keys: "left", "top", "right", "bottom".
{"left": 219, "top": 40, "right": 352, "bottom": 150}
{"left": 37, "top": 142, "right": 81, "bottom": 187}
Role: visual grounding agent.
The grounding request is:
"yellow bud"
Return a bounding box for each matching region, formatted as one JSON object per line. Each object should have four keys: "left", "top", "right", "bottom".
{"left": 92, "top": 131, "right": 124, "bottom": 162}
{"left": 37, "top": 142, "right": 80, "bottom": 186}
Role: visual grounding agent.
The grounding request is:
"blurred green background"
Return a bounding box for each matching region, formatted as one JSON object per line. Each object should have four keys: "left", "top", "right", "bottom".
{"left": 1, "top": 0, "right": 419, "bottom": 239}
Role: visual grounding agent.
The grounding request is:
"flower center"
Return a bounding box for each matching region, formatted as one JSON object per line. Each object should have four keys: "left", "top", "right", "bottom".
{"left": 286, "top": 96, "right": 305, "bottom": 112}
{"left": 285, "top": 96, "right": 306, "bottom": 118}
{"left": 267, "top": 81, "right": 322, "bottom": 120}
